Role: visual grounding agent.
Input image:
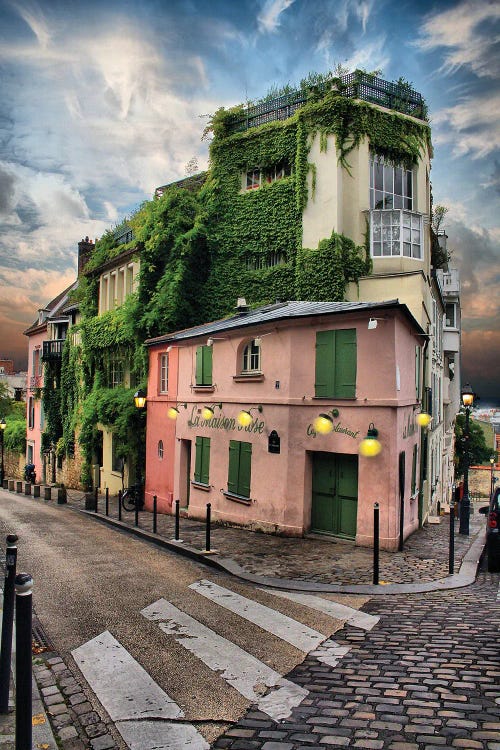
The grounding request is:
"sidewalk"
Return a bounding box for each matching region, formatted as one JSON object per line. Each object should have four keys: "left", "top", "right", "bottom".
{"left": 60, "top": 487, "right": 486, "bottom": 595}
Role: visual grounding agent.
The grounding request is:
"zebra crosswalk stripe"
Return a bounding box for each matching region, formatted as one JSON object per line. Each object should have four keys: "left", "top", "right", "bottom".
{"left": 141, "top": 598, "right": 308, "bottom": 721}
{"left": 189, "top": 579, "right": 325, "bottom": 651}
{"left": 260, "top": 589, "right": 380, "bottom": 630}
{"left": 72, "top": 630, "right": 209, "bottom": 750}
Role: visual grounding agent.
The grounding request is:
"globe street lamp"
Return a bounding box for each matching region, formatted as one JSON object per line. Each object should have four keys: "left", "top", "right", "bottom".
{"left": 459, "top": 383, "right": 474, "bottom": 536}
{"left": 491, "top": 456, "right": 496, "bottom": 499}
{"left": 133, "top": 389, "right": 147, "bottom": 505}
{"left": 0, "top": 418, "right": 6, "bottom": 486}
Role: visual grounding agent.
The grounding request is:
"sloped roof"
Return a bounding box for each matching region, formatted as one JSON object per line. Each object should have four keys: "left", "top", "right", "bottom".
{"left": 145, "top": 299, "right": 425, "bottom": 346}
{"left": 23, "top": 281, "right": 77, "bottom": 336}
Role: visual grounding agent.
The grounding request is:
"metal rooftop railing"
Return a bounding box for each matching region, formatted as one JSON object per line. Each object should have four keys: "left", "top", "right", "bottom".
{"left": 226, "top": 72, "right": 426, "bottom": 134}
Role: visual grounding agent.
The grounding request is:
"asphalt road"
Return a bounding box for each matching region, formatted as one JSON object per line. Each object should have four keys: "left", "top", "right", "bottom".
{"left": 0, "top": 490, "right": 371, "bottom": 747}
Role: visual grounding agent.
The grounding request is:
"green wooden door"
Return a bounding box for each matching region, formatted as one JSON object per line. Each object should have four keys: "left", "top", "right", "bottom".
{"left": 311, "top": 452, "right": 358, "bottom": 538}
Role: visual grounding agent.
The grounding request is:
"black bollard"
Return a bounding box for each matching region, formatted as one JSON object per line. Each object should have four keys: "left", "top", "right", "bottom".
{"left": 449, "top": 505, "right": 455, "bottom": 575}
{"left": 44, "top": 486, "right": 51, "bottom": 501}
{"left": 175, "top": 499, "right": 180, "bottom": 541}
{"left": 15, "top": 573, "right": 33, "bottom": 750}
{"left": 205, "top": 503, "right": 211, "bottom": 552}
{"left": 153, "top": 495, "right": 157, "bottom": 534}
{"left": 135, "top": 499, "right": 139, "bottom": 527}
{"left": 118, "top": 490, "right": 122, "bottom": 521}
{"left": 94, "top": 487, "right": 98, "bottom": 513}
{"left": 373, "top": 503, "right": 380, "bottom": 585}
{"left": 105, "top": 487, "right": 109, "bottom": 516}
{"left": 0, "top": 535, "right": 18, "bottom": 713}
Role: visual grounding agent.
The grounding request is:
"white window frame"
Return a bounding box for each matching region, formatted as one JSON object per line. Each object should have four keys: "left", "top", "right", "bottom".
{"left": 242, "top": 339, "right": 261, "bottom": 373}
{"left": 370, "top": 154, "right": 413, "bottom": 210}
{"left": 159, "top": 353, "right": 169, "bottom": 393}
{"left": 370, "top": 209, "right": 423, "bottom": 259}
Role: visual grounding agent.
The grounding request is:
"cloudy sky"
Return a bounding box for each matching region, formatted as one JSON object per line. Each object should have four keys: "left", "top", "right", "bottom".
{"left": 0, "top": 0, "right": 498, "bottom": 400}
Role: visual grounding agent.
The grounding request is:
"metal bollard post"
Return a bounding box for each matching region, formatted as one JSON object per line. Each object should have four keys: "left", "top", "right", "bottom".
{"left": 44, "top": 486, "right": 51, "bottom": 502}
{"left": 153, "top": 495, "right": 157, "bottom": 534}
{"left": 373, "top": 503, "right": 380, "bottom": 585}
{"left": 15, "top": 573, "right": 33, "bottom": 750}
{"left": 105, "top": 487, "right": 109, "bottom": 516}
{"left": 175, "top": 499, "right": 180, "bottom": 541}
{"left": 135, "top": 499, "right": 139, "bottom": 527}
{"left": 33, "top": 484, "right": 40, "bottom": 498}
{"left": 205, "top": 503, "right": 211, "bottom": 552}
{"left": 0, "top": 535, "right": 18, "bottom": 713}
{"left": 118, "top": 490, "right": 122, "bottom": 521}
{"left": 449, "top": 505, "right": 455, "bottom": 575}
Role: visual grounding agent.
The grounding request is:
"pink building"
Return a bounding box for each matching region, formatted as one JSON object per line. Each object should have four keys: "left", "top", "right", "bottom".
{"left": 145, "top": 300, "right": 426, "bottom": 550}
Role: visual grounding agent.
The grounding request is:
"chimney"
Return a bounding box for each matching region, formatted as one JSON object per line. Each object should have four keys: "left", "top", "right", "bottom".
{"left": 78, "top": 236, "right": 95, "bottom": 276}
{"left": 235, "top": 297, "right": 249, "bottom": 315}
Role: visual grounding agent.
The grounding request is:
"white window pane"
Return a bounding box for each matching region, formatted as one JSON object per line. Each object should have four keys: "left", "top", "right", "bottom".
{"left": 412, "top": 215, "right": 420, "bottom": 229}
{"left": 403, "top": 227, "right": 411, "bottom": 242}
{"left": 373, "top": 242, "right": 381, "bottom": 256}
{"left": 403, "top": 242, "right": 412, "bottom": 256}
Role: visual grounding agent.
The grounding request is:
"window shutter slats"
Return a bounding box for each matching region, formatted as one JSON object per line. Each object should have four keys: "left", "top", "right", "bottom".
{"left": 239, "top": 442, "right": 252, "bottom": 498}
{"left": 228, "top": 440, "right": 239, "bottom": 494}
{"left": 315, "top": 330, "right": 335, "bottom": 397}
{"left": 335, "top": 329, "right": 357, "bottom": 398}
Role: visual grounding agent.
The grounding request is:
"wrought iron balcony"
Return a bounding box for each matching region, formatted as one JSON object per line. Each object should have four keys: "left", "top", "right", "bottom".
{"left": 42, "top": 339, "right": 65, "bottom": 361}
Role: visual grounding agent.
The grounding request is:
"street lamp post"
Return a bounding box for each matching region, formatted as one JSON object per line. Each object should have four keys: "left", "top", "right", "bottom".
{"left": 490, "top": 456, "right": 496, "bottom": 499}
{"left": 0, "top": 418, "right": 6, "bottom": 486}
{"left": 133, "top": 389, "right": 147, "bottom": 504}
{"left": 459, "top": 383, "right": 474, "bottom": 536}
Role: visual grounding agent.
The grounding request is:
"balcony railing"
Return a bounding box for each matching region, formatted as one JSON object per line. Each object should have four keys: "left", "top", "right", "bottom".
{"left": 437, "top": 268, "right": 460, "bottom": 295}
{"left": 42, "top": 339, "right": 65, "bottom": 361}
{"left": 226, "top": 72, "right": 426, "bottom": 134}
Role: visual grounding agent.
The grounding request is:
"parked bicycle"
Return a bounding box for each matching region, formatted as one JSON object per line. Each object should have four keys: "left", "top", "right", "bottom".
{"left": 121, "top": 484, "right": 144, "bottom": 512}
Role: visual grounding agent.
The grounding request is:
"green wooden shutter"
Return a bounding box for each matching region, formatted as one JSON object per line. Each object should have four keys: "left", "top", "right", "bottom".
{"left": 228, "top": 440, "right": 239, "bottom": 494}
{"left": 201, "top": 437, "right": 210, "bottom": 485}
{"left": 194, "top": 436, "right": 203, "bottom": 482}
{"left": 334, "top": 329, "right": 357, "bottom": 398}
{"left": 202, "top": 345, "right": 213, "bottom": 385}
{"left": 195, "top": 347, "right": 203, "bottom": 385}
{"left": 315, "top": 330, "right": 335, "bottom": 397}
{"left": 238, "top": 442, "right": 252, "bottom": 498}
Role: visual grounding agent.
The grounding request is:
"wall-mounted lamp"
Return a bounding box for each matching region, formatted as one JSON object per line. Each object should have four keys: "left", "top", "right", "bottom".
{"left": 312, "top": 408, "right": 340, "bottom": 434}
{"left": 359, "top": 423, "right": 382, "bottom": 457}
{"left": 166, "top": 345, "right": 173, "bottom": 352}
{"left": 134, "top": 389, "right": 147, "bottom": 409}
{"left": 201, "top": 403, "right": 222, "bottom": 420}
{"left": 237, "top": 405, "right": 263, "bottom": 427}
{"left": 167, "top": 403, "right": 187, "bottom": 420}
{"left": 206, "top": 337, "right": 226, "bottom": 346}
{"left": 367, "top": 317, "right": 387, "bottom": 330}
{"left": 416, "top": 412, "right": 432, "bottom": 428}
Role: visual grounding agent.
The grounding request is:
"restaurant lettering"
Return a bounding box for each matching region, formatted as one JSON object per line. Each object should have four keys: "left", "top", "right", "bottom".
{"left": 307, "top": 421, "right": 360, "bottom": 439}
{"left": 187, "top": 405, "right": 265, "bottom": 434}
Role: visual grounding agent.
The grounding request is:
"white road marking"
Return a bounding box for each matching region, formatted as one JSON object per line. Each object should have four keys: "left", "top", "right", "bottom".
{"left": 72, "top": 630, "right": 208, "bottom": 750}
{"left": 189, "top": 579, "right": 325, "bottom": 651}
{"left": 261, "top": 589, "right": 380, "bottom": 630}
{"left": 141, "top": 598, "right": 308, "bottom": 721}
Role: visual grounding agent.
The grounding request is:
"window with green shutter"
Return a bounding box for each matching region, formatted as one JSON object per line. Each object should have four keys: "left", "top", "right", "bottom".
{"left": 194, "top": 436, "right": 210, "bottom": 485}
{"left": 315, "top": 329, "right": 357, "bottom": 398}
{"left": 196, "top": 345, "right": 213, "bottom": 385}
{"left": 228, "top": 440, "right": 252, "bottom": 498}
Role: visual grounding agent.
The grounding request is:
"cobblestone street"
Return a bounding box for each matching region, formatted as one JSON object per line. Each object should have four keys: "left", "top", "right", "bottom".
{"left": 213, "top": 567, "right": 500, "bottom": 749}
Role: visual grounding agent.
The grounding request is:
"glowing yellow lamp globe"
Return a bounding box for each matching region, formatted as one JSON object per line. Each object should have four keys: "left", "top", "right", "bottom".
{"left": 202, "top": 407, "right": 215, "bottom": 420}
{"left": 416, "top": 412, "right": 432, "bottom": 428}
{"left": 237, "top": 410, "right": 253, "bottom": 427}
{"left": 313, "top": 414, "right": 334, "bottom": 434}
{"left": 359, "top": 437, "right": 382, "bottom": 457}
{"left": 167, "top": 407, "right": 180, "bottom": 420}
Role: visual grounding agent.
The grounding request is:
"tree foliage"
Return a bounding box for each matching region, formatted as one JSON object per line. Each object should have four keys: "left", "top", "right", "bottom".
{"left": 454, "top": 413, "right": 492, "bottom": 477}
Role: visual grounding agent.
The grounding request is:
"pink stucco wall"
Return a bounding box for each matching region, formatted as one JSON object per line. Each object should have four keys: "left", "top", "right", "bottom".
{"left": 144, "top": 343, "right": 179, "bottom": 513}
{"left": 26, "top": 329, "right": 45, "bottom": 481}
{"left": 147, "top": 308, "right": 423, "bottom": 550}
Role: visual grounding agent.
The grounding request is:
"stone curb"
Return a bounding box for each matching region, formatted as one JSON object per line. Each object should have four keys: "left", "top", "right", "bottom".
{"left": 73, "top": 507, "right": 485, "bottom": 596}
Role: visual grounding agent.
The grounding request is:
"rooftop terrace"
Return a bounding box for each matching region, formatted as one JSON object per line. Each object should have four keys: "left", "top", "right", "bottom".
{"left": 226, "top": 72, "right": 427, "bottom": 134}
